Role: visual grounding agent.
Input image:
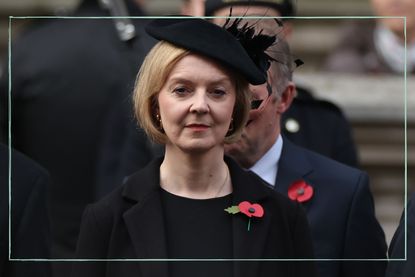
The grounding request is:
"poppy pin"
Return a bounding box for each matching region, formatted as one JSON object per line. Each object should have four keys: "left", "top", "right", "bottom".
{"left": 288, "top": 180, "right": 313, "bottom": 203}
{"left": 225, "top": 201, "right": 264, "bottom": 231}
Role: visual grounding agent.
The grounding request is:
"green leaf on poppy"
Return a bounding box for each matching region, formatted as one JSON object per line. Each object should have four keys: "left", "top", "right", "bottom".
{"left": 224, "top": 205, "right": 240, "bottom": 214}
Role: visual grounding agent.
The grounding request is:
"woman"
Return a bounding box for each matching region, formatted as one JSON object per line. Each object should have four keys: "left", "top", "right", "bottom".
{"left": 72, "top": 18, "right": 317, "bottom": 277}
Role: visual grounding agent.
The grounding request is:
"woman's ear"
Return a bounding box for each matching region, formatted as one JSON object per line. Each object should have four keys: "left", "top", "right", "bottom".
{"left": 277, "top": 81, "right": 296, "bottom": 113}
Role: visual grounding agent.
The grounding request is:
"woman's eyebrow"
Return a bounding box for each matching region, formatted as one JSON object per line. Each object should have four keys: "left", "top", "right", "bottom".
{"left": 167, "top": 75, "right": 233, "bottom": 85}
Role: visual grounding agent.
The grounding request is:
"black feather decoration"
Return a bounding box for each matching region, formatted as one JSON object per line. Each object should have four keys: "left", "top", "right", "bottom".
{"left": 274, "top": 18, "right": 283, "bottom": 27}
{"left": 222, "top": 16, "right": 277, "bottom": 78}
{"left": 222, "top": 10, "right": 304, "bottom": 80}
{"left": 294, "top": 58, "right": 304, "bottom": 68}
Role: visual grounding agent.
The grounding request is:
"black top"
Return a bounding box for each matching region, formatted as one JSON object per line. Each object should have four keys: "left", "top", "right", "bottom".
{"left": 0, "top": 144, "right": 51, "bottom": 277}
{"left": 72, "top": 157, "right": 317, "bottom": 277}
{"left": 161, "top": 189, "right": 233, "bottom": 276}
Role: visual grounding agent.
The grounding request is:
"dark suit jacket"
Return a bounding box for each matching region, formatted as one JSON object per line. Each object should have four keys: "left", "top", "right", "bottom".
{"left": 72, "top": 157, "right": 317, "bottom": 277}
{"left": 386, "top": 192, "right": 415, "bottom": 277}
{"left": 275, "top": 139, "right": 387, "bottom": 277}
{"left": 282, "top": 87, "right": 359, "bottom": 168}
{"left": 0, "top": 144, "right": 51, "bottom": 277}
{"left": 0, "top": 1, "right": 155, "bottom": 261}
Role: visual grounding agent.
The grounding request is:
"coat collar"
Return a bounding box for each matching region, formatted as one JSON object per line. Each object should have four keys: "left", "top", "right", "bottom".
{"left": 122, "top": 157, "right": 169, "bottom": 276}
{"left": 275, "top": 139, "right": 315, "bottom": 209}
{"left": 121, "top": 156, "right": 274, "bottom": 277}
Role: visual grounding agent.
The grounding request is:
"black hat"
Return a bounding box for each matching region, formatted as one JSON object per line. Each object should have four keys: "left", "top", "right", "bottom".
{"left": 145, "top": 18, "right": 268, "bottom": 85}
{"left": 205, "top": 0, "right": 295, "bottom": 17}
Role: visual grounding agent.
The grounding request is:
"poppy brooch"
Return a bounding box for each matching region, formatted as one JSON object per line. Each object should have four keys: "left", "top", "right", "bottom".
{"left": 288, "top": 180, "right": 313, "bottom": 203}
{"left": 225, "top": 201, "right": 264, "bottom": 231}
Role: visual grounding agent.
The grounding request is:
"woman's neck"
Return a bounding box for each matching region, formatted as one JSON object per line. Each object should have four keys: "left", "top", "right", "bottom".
{"left": 160, "top": 147, "right": 231, "bottom": 199}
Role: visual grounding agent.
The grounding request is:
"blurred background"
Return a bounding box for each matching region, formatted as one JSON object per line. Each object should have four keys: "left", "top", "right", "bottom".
{"left": 1, "top": 0, "right": 414, "bottom": 246}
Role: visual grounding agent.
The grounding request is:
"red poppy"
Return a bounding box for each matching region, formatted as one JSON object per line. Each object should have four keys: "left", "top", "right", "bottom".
{"left": 238, "top": 201, "right": 264, "bottom": 218}
{"left": 288, "top": 180, "right": 313, "bottom": 203}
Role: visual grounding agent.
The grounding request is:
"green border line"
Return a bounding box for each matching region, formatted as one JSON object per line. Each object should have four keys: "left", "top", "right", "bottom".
{"left": 404, "top": 16, "right": 408, "bottom": 262}
{"left": 7, "top": 15, "right": 408, "bottom": 262}
{"left": 8, "top": 15, "right": 12, "bottom": 262}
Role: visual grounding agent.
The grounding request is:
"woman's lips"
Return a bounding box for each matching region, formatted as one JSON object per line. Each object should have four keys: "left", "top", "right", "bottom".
{"left": 186, "top": 124, "right": 210, "bottom": 131}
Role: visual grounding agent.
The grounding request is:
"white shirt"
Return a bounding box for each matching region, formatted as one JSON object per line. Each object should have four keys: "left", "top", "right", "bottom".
{"left": 249, "top": 135, "right": 283, "bottom": 187}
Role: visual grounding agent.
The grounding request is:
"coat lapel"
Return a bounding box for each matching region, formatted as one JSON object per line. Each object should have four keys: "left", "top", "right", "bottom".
{"left": 226, "top": 157, "right": 272, "bottom": 277}
{"left": 122, "top": 158, "right": 169, "bottom": 277}
{"left": 275, "top": 139, "right": 315, "bottom": 209}
{"left": 119, "top": 156, "right": 282, "bottom": 277}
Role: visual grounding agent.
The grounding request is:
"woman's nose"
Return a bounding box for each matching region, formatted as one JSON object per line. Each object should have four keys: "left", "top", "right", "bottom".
{"left": 189, "top": 91, "right": 210, "bottom": 113}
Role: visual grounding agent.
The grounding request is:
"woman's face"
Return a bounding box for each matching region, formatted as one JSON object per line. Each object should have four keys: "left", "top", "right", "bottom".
{"left": 157, "top": 54, "right": 236, "bottom": 153}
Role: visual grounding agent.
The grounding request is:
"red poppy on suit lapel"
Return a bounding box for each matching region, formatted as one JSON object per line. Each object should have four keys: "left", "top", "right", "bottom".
{"left": 225, "top": 201, "right": 264, "bottom": 231}
{"left": 288, "top": 180, "right": 313, "bottom": 203}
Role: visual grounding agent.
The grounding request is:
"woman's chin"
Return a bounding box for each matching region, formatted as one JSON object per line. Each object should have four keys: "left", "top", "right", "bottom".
{"left": 176, "top": 140, "right": 217, "bottom": 154}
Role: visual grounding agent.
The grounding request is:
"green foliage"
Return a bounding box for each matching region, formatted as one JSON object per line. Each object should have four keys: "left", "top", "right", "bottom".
{"left": 224, "top": 205, "right": 240, "bottom": 214}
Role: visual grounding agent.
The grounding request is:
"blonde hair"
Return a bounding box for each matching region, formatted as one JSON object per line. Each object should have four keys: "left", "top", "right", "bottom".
{"left": 133, "top": 41, "right": 251, "bottom": 144}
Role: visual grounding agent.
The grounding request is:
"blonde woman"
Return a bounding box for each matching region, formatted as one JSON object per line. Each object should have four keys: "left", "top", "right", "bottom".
{"left": 73, "top": 18, "right": 316, "bottom": 277}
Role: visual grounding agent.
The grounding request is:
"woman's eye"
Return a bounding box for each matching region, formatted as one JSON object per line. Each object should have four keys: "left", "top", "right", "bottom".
{"left": 210, "top": 89, "right": 226, "bottom": 97}
{"left": 172, "top": 86, "right": 190, "bottom": 95}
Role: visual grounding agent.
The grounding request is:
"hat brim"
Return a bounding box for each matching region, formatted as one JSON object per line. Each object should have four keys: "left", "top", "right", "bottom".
{"left": 145, "top": 18, "right": 266, "bottom": 85}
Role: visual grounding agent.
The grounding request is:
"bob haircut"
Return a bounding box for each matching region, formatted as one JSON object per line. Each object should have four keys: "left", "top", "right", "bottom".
{"left": 133, "top": 41, "right": 251, "bottom": 144}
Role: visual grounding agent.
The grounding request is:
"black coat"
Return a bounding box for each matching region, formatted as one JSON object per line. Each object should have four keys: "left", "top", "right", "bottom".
{"left": 0, "top": 144, "right": 51, "bottom": 277}
{"left": 282, "top": 86, "right": 358, "bottom": 168}
{"left": 72, "top": 157, "right": 317, "bottom": 277}
{"left": 386, "top": 192, "right": 415, "bottom": 277}
{"left": 0, "top": 1, "right": 156, "bottom": 260}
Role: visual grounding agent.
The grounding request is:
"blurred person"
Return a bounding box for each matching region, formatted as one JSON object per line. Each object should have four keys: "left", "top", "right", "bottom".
{"left": 227, "top": 26, "right": 387, "bottom": 277}
{"left": 385, "top": 192, "right": 415, "bottom": 277}
{"left": 0, "top": 143, "right": 51, "bottom": 277}
{"left": 325, "top": 0, "right": 415, "bottom": 74}
{"left": 201, "top": 0, "right": 360, "bottom": 168}
{"left": 0, "top": 0, "right": 157, "bottom": 271}
{"left": 72, "top": 17, "right": 317, "bottom": 277}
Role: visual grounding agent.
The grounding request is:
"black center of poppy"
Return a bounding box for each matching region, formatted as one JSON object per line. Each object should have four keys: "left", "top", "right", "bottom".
{"left": 297, "top": 188, "right": 305, "bottom": 195}
{"left": 248, "top": 207, "right": 256, "bottom": 213}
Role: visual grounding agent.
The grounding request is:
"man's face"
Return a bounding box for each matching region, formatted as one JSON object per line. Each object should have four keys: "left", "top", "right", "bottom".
{"left": 216, "top": 4, "right": 292, "bottom": 168}
{"left": 224, "top": 71, "right": 283, "bottom": 168}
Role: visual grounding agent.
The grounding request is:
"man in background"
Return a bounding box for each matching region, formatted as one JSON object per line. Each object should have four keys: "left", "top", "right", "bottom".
{"left": 196, "top": 0, "right": 360, "bottom": 168}
{"left": 231, "top": 20, "right": 387, "bottom": 277}
{"left": 183, "top": 1, "right": 387, "bottom": 276}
